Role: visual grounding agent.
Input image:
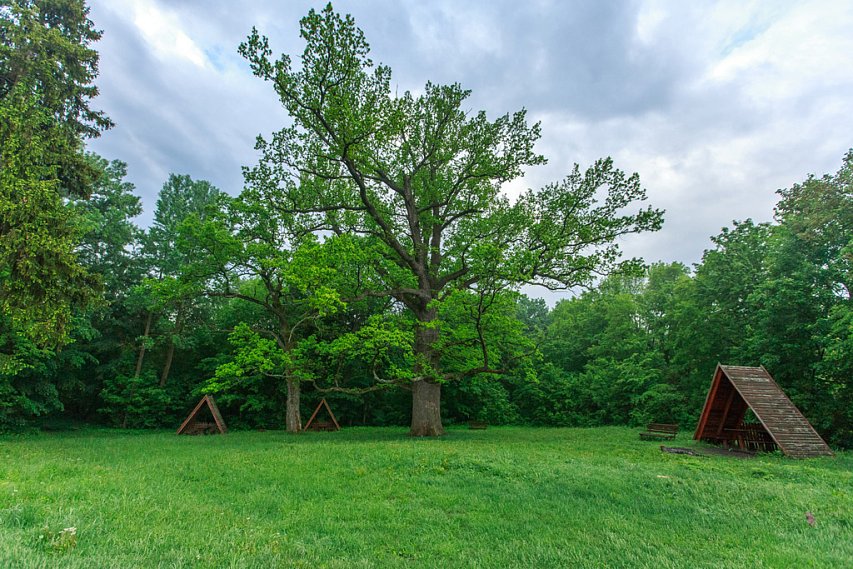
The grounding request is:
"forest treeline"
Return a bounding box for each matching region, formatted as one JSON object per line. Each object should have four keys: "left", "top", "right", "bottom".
{"left": 2, "top": 2, "right": 851, "bottom": 446}
{"left": 3, "top": 150, "right": 851, "bottom": 446}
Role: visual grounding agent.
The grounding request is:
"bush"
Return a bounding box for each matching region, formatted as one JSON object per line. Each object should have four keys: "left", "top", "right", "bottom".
{"left": 631, "top": 383, "right": 688, "bottom": 426}
{"left": 99, "top": 372, "right": 172, "bottom": 428}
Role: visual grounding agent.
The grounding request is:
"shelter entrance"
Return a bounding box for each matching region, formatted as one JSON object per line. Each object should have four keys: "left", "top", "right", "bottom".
{"left": 694, "top": 373, "right": 776, "bottom": 452}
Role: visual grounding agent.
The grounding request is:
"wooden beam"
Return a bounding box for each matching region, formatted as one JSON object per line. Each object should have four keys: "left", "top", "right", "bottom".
{"left": 694, "top": 364, "right": 724, "bottom": 440}
{"left": 176, "top": 397, "right": 208, "bottom": 434}
{"left": 322, "top": 398, "right": 341, "bottom": 430}
{"left": 205, "top": 395, "right": 228, "bottom": 434}
{"left": 303, "top": 399, "right": 324, "bottom": 429}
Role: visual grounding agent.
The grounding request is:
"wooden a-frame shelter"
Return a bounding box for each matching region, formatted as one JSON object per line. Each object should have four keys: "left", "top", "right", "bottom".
{"left": 304, "top": 398, "right": 340, "bottom": 431}
{"left": 694, "top": 365, "right": 832, "bottom": 458}
{"left": 177, "top": 395, "right": 227, "bottom": 435}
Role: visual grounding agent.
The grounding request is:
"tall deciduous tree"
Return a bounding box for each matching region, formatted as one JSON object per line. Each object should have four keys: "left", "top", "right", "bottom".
{"left": 180, "top": 193, "right": 350, "bottom": 432}
{"left": 136, "top": 174, "right": 221, "bottom": 386}
{"left": 754, "top": 151, "right": 853, "bottom": 443}
{"left": 240, "top": 5, "right": 663, "bottom": 435}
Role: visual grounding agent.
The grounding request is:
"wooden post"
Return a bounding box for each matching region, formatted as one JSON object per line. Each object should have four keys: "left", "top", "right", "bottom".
{"left": 694, "top": 365, "right": 724, "bottom": 440}
{"left": 715, "top": 388, "right": 736, "bottom": 438}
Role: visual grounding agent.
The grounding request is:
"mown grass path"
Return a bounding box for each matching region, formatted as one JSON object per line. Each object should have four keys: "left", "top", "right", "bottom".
{"left": 1, "top": 427, "right": 850, "bottom": 568}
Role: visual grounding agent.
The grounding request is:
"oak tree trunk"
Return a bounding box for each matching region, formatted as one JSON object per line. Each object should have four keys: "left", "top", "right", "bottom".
{"left": 285, "top": 377, "right": 302, "bottom": 433}
{"left": 411, "top": 379, "right": 443, "bottom": 436}
{"left": 410, "top": 309, "right": 444, "bottom": 436}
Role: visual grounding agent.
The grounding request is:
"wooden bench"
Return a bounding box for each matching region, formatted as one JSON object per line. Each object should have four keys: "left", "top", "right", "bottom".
{"left": 640, "top": 423, "right": 678, "bottom": 441}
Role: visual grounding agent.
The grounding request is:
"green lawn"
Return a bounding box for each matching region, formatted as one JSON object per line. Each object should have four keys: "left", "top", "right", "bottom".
{"left": 1, "top": 427, "right": 850, "bottom": 568}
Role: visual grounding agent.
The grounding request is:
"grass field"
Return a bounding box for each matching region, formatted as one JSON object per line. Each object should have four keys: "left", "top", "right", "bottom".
{"left": 1, "top": 427, "right": 850, "bottom": 568}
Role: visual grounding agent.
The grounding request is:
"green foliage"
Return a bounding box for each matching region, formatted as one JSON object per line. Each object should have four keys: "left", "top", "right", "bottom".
{"left": 144, "top": 174, "right": 221, "bottom": 279}
{"left": 1, "top": 0, "right": 112, "bottom": 196}
{"left": 0, "top": 87, "right": 98, "bottom": 351}
{"left": 1, "top": 3, "right": 849, "bottom": 448}
{"left": 436, "top": 290, "right": 536, "bottom": 381}
{"left": 535, "top": 265, "right": 691, "bottom": 427}
{"left": 240, "top": 5, "right": 662, "bottom": 434}
{"left": 631, "top": 383, "right": 685, "bottom": 427}
{"left": 0, "top": 100, "right": 109, "bottom": 427}
{"left": 201, "top": 323, "right": 288, "bottom": 429}
{"left": 819, "top": 304, "right": 853, "bottom": 446}
{"left": 179, "top": 185, "right": 358, "bottom": 430}
{"left": 510, "top": 364, "right": 583, "bottom": 426}
{"left": 1, "top": 0, "right": 111, "bottom": 344}
{"left": 754, "top": 150, "right": 853, "bottom": 445}
{"left": 445, "top": 376, "right": 519, "bottom": 425}
{"left": 0, "top": 1, "right": 110, "bottom": 426}
{"left": 99, "top": 371, "right": 170, "bottom": 428}
{"left": 107, "top": 173, "right": 226, "bottom": 409}
{"left": 530, "top": 152, "right": 852, "bottom": 443}
{"left": 211, "top": 324, "right": 290, "bottom": 385}
{"left": 319, "top": 313, "right": 414, "bottom": 386}
{"left": 0, "top": 319, "right": 59, "bottom": 429}
{"left": 72, "top": 154, "right": 143, "bottom": 295}
{"left": 42, "top": 154, "right": 146, "bottom": 421}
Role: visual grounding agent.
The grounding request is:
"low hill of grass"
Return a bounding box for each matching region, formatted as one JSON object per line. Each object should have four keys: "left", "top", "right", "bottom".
{"left": 1, "top": 427, "right": 850, "bottom": 568}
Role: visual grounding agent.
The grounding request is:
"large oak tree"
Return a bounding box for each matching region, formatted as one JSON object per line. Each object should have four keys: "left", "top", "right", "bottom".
{"left": 240, "top": 5, "right": 663, "bottom": 435}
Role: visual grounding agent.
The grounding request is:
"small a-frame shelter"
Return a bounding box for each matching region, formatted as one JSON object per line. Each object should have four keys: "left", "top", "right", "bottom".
{"left": 177, "top": 395, "right": 227, "bottom": 435}
{"left": 304, "top": 398, "right": 340, "bottom": 432}
{"left": 694, "top": 365, "right": 832, "bottom": 458}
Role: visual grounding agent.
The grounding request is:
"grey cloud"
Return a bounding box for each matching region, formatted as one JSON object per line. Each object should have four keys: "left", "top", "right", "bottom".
{"left": 84, "top": 0, "right": 853, "bottom": 301}
{"left": 87, "top": 0, "right": 292, "bottom": 224}
{"left": 335, "top": 0, "right": 688, "bottom": 119}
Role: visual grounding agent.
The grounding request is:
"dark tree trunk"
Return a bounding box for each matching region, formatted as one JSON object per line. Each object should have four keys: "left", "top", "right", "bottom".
{"left": 285, "top": 377, "right": 302, "bottom": 433}
{"left": 133, "top": 311, "right": 153, "bottom": 379}
{"left": 159, "top": 340, "right": 175, "bottom": 388}
{"left": 159, "top": 318, "right": 183, "bottom": 387}
{"left": 125, "top": 311, "right": 154, "bottom": 429}
{"left": 410, "top": 308, "right": 444, "bottom": 436}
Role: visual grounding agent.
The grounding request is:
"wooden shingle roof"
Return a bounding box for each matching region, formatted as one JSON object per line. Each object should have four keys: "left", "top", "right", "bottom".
{"left": 695, "top": 365, "right": 833, "bottom": 458}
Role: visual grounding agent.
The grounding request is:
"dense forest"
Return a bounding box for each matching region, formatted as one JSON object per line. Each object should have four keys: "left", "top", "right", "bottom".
{"left": 2, "top": 2, "right": 851, "bottom": 446}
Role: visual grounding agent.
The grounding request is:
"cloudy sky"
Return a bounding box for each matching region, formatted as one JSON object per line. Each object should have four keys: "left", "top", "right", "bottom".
{"left": 85, "top": 0, "right": 853, "bottom": 298}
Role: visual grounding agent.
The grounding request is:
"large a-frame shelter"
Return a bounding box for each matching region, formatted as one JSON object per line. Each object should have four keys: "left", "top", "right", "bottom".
{"left": 694, "top": 365, "right": 832, "bottom": 458}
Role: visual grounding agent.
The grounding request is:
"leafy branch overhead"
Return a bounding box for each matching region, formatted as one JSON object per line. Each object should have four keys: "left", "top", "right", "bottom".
{"left": 240, "top": 6, "right": 662, "bottom": 310}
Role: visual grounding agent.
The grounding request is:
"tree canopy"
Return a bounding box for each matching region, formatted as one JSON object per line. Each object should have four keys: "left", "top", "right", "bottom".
{"left": 239, "top": 4, "right": 663, "bottom": 435}
{"left": 1, "top": 0, "right": 110, "bottom": 363}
